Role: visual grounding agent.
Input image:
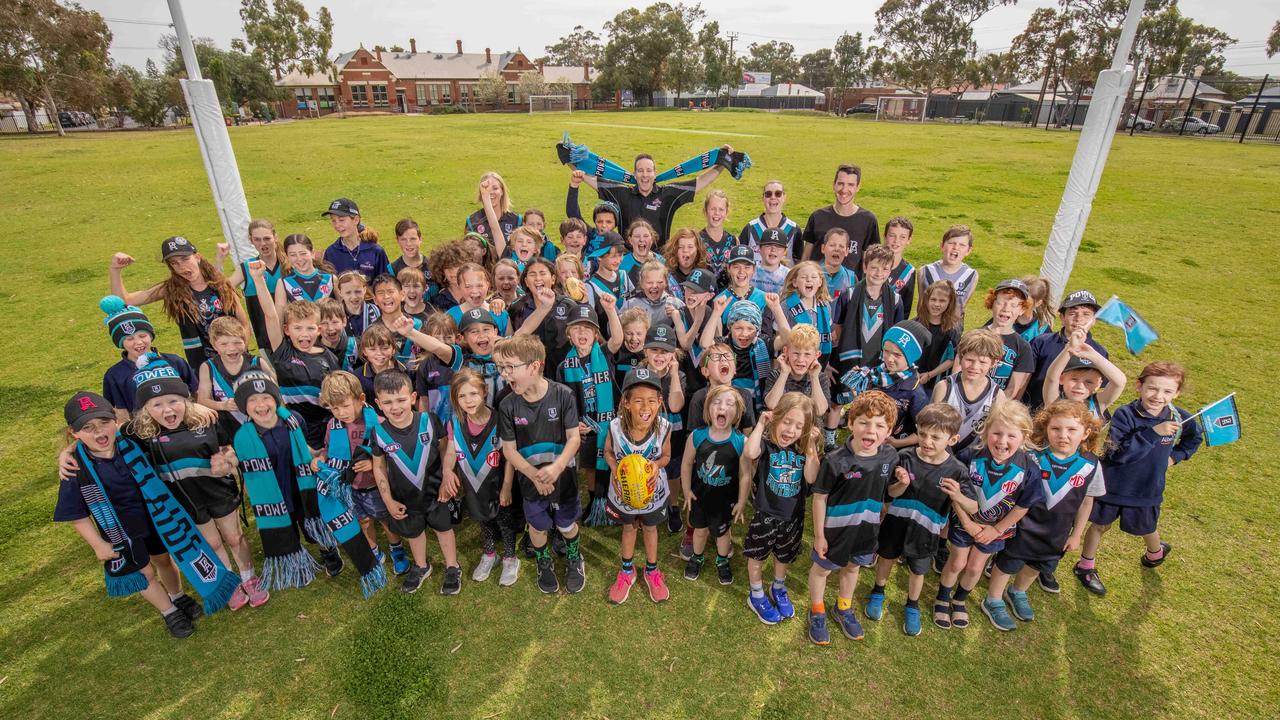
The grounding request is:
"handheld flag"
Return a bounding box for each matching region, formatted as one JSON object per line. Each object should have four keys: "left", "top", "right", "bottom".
{"left": 1096, "top": 296, "right": 1159, "bottom": 355}
{"left": 1183, "top": 393, "right": 1240, "bottom": 447}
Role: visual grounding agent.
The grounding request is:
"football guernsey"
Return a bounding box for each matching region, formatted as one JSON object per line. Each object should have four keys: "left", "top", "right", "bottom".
{"left": 1004, "top": 450, "right": 1104, "bottom": 560}
{"left": 881, "top": 449, "right": 968, "bottom": 559}
{"left": 963, "top": 449, "right": 1041, "bottom": 539}
{"left": 813, "top": 443, "right": 898, "bottom": 564}
{"left": 606, "top": 416, "right": 672, "bottom": 515}
{"left": 753, "top": 439, "right": 808, "bottom": 520}
{"left": 369, "top": 411, "right": 445, "bottom": 509}
{"left": 497, "top": 381, "right": 579, "bottom": 499}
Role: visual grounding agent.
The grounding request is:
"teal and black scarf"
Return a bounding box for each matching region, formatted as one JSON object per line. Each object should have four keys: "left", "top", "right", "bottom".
{"left": 557, "top": 132, "right": 752, "bottom": 183}
{"left": 75, "top": 437, "right": 238, "bottom": 613}
{"left": 783, "top": 292, "right": 833, "bottom": 357}
{"left": 562, "top": 341, "right": 617, "bottom": 470}
{"left": 319, "top": 418, "right": 387, "bottom": 598}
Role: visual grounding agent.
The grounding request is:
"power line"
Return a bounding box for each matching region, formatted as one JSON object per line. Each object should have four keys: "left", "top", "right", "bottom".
{"left": 103, "top": 17, "right": 171, "bottom": 28}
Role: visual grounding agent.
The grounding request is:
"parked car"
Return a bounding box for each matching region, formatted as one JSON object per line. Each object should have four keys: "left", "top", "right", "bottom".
{"left": 1160, "top": 116, "right": 1221, "bottom": 134}
{"left": 1125, "top": 114, "right": 1154, "bottom": 131}
{"left": 845, "top": 102, "right": 877, "bottom": 115}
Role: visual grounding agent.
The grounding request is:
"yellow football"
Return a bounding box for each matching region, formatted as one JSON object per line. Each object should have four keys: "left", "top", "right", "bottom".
{"left": 615, "top": 453, "right": 655, "bottom": 509}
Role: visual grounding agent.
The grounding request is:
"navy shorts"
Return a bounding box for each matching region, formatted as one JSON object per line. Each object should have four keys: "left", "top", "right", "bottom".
{"left": 524, "top": 495, "right": 581, "bottom": 532}
{"left": 948, "top": 524, "right": 1005, "bottom": 555}
{"left": 875, "top": 541, "right": 933, "bottom": 576}
{"left": 351, "top": 488, "right": 391, "bottom": 522}
{"left": 1090, "top": 500, "right": 1159, "bottom": 536}
{"left": 811, "top": 549, "right": 876, "bottom": 572}
{"left": 994, "top": 552, "right": 1061, "bottom": 576}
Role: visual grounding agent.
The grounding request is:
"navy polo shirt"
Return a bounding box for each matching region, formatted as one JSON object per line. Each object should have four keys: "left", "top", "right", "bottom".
{"left": 323, "top": 239, "right": 391, "bottom": 283}
{"left": 102, "top": 352, "right": 198, "bottom": 413}
{"left": 55, "top": 451, "right": 150, "bottom": 537}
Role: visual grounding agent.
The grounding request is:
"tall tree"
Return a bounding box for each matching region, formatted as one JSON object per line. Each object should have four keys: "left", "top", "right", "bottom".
{"left": 799, "top": 48, "right": 834, "bottom": 91}
{"left": 1269, "top": 20, "right": 1279, "bottom": 57}
{"left": 238, "top": 0, "right": 334, "bottom": 80}
{"left": 164, "top": 35, "right": 281, "bottom": 111}
{"left": 667, "top": 42, "right": 704, "bottom": 100}
{"left": 746, "top": 40, "right": 800, "bottom": 84}
{"left": 0, "top": 0, "right": 114, "bottom": 135}
{"left": 542, "top": 25, "right": 603, "bottom": 66}
{"left": 597, "top": 3, "right": 702, "bottom": 105}
{"left": 698, "top": 21, "right": 739, "bottom": 99}
{"left": 124, "top": 60, "right": 182, "bottom": 127}
{"left": 830, "top": 32, "right": 868, "bottom": 114}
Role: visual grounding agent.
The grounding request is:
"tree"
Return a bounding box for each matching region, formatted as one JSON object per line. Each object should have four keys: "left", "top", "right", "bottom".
{"left": 0, "top": 0, "right": 114, "bottom": 135}
{"left": 597, "top": 3, "right": 702, "bottom": 105}
{"left": 515, "top": 70, "right": 548, "bottom": 103}
{"left": 477, "top": 71, "right": 507, "bottom": 106}
{"left": 747, "top": 40, "right": 800, "bottom": 84}
{"left": 667, "top": 43, "right": 704, "bottom": 100}
{"left": 542, "top": 25, "right": 603, "bottom": 66}
{"left": 239, "top": 0, "right": 334, "bottom": 80}
{"left": 1133, "top": 3, "right": 1233, "bottom": 77}
{"left": 124, "top": 60, "right": 182, "bottom": 127}
{"left": 164, "top": 35, "right": 281, "bottom": 110}
{"left": 830, "top": 32, "right": 868, "bottom": 115}
{"left": 698, "top": 21, "right": 739, "bottom": 99}
{"left": 799, "top": 48, "right": 833, "bottom": 91}
{"left": 1269, "top": 20, "right": 1279, "bottom": 57}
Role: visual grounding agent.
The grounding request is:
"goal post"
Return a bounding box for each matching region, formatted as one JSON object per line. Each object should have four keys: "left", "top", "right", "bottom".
{"left": 529, "top": 95, "right": 573, "bottom": 114}
{"left": 875, "top": 95, "right": 927, "bottom": 122}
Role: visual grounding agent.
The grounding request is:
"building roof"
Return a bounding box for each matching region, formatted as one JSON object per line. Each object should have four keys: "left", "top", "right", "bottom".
{"left": 733, "top": 83, "right": 770, "bottom": 97}
{"left": 541, "top": 65, "right": 598, "bottom": 84}
{"left": 275, "top": 68, "right": 337, "bottom": 88}
{"left": 762, "top": 82, "right": 823, "bottom": 97}
{"left": 998, "top": 78, "right": 1073, "bottom": 96}
{"left": 374, "top": 50, "right": 518, "bottom": 79}
{"left": 1144, "top": 75, "right": 1226, "bottom": 100}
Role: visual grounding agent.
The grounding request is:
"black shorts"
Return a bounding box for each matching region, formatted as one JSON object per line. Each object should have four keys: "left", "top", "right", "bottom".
{"left": 742, "top": 513, "right": 803, "bottom": 564}
{"left": 387, "top": 501, "right": 453, "bottom": 539}
{"left": 689, "top": 496, "right": 733, "bottom": 537}
{"left": 1090, "top": 500, "right": 1159, "bottom": 536}
{"left": 173, "top": 476, "right": 240, "bottom": 525}
{"left": 605, "top": 498, "right": 667, "bottom": 527}
{"left": 874, "top": 534, "right": 932, "bottom": 575}
{"left": 994, "top": 551, "right": 1061, "bottom": 576}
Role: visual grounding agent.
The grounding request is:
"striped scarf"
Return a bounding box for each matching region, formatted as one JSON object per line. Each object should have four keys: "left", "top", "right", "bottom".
{"left": 562, "top": 341, "right": 617, "bottom": 470}
{"left": 558, "top": 133, "right": 752, "bottom": 182}
{"left": 783, "top": 293, "right": 833, "bottom": 357}
{"left": 319, "top": 417, "right": 387, "bottom": 598}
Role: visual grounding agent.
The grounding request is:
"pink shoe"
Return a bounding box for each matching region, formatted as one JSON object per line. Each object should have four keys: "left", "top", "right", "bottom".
{"left": 245, "top": 576, "right": 270, "bottom": 608}
{"left": 608, "top": 569, "right": 636, "bottom": 605}
{"left": 228, "top": 582, "right": 250, "bottom": 611}
{"left": 644, "top": 568, "right": 670, "bottom": 603}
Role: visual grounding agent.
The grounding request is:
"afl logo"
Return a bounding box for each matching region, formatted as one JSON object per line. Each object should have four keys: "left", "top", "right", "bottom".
{"left": 385, "top": 443, "right": 402, "bottom": 453}
{"left": 1001, "top": 480, "right": 1019, "bottom": 494}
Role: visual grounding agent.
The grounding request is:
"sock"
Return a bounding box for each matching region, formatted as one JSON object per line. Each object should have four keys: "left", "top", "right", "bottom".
{"left": 936, "top": 584, "right": 953, "bottom": 602}
{"left": 1145, "top": 547, "right": 1164, "bottom": 560}
{"left": 953, "top": 587, "right": 971, "bottom": 602}
{"left": 389, "top": 542, "right": 403, "bottom": 551}
{"left": 1077, "top": 556, "right": 1096, "bottom": 570}
{"left": 772, "top": 578, "right": 786, "bottom": 591}
{"left": 692, "top": 552, "right": 705, "bottom": 564}
{"left": 872, "top": 583, "right": 886, "bottom": 596}
{"left": 161, "top": 605, "right": 178, "bottom": 616}
{"left": 645, "top": 561, "right": 658, "bottom": 573}
{"left": 169, "top": 591, "right": 184, "bottom": 601}
{"left": 750, "top": 582, "right": 765, "bottom": 598}
{"left": 906, "top": 598, "right": 920, "bottom": 609}
{"left": 565, "top": 535, "right": 581, "bottom": 561}
{"left": 621, "top": 557, "right": 634, "bottom": 573}
{"left": 836, "top": 596, "right": 852, "bottom": 611}
{"left": 715, "top": 553, "right": 729, "bottom": 566}
{"left": 534, "top": 543, "right": 551, "bottom": 561}
{"left": 812, "top": 601, "right": 826, "bottom": 614}
{"left": 484, "top": 551, "right": 497, "bottom": 558}
{"left": 823, "top": 428, "right": 836, "bottom": 446}
{"left": 239, "top": 569, "right": 254, "bottom": 582}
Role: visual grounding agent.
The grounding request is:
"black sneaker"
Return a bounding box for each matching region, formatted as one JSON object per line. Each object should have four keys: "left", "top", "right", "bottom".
{"left": 1073, "top": 564, "right": 1106, "bottom": 596}
{"left": 320, "top": 547, "right": 344, "bottom": 577}
{"left": 667, "top": 509, "right": 683, "bottom": 534}
{"left": 684, "top": 555, "right": 703, "bottom": 581}
{"left": 716, "top": 560, "right": 733, "bottom": 585}
{"left": 1141, "top": 542, "right": 1172, "bottom": 568}
{"left": 933, "top": 543, "right": 950, "bottom": 574}
{"left": 172, "top": 593, "right": 204, "bottom": 622}
{"left": 550, "top": 529, "right": 567, "bottom": 558}
{"left": 565, "top": 557, "right": 586, "bottom": 594}
{"left": 520, "top": 532, "right": 534, "bottom": 559}
{"left": 1038, "top": 571, "right": 1061, "bottom": 594}
{"left": 400, "top": 562, "right": 432, "bottom": 594}
{"left": 536, "top": 556, "right": 559, "bottom": 594}
{"left": 440, "top": 565, "right": 462, "bottom": 596}
{"left": 164, "top": 609, "right": 195, "bottom": 638}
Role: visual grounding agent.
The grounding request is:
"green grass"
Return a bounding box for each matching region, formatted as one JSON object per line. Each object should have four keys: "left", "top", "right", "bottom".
{"left": 1, "top": 112, "right": 1277, "bottom": 719}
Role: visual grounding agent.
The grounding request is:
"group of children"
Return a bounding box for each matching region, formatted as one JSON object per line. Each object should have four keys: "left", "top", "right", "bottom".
{"left": 59, "top": 161, "right": 1203, "bottom": 644}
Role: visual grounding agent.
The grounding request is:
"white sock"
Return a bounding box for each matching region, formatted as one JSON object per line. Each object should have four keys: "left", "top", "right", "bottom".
{"left": 162, "top": 605, "right": 178, "bottom": 616}
{"left": 168, "top": 591, "right": 183, "bottom": 601}
{"left": 240, "top": 569, "right": 254, "bottom": 582}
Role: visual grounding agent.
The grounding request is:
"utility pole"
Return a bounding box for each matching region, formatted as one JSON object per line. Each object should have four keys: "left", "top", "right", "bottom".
{"left": 727, "top": 32, "right": 738, "bottom": 108}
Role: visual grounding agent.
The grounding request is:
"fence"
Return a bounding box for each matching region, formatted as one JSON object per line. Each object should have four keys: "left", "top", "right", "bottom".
{"left": 649, "top": 94, "right": 819, "bottom": 110}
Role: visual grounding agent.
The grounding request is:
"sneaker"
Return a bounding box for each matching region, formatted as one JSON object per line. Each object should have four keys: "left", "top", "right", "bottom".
{"left": 389, "top": 544, "right": 410, "bottom": 575}
{"left": 228, "top": 582, "right": 250, "bottom": 611}
{"left": 565, "top": 557, "right": 586, "bottom": 594}
{"left": 372, "top": 547, "right": 386, "bottom": 567}
{"left": 716, "top": 560, "right": 733, "bottom": 586}
{"left": 808, "top": 611, "right": 831, "bottom": 645}
{"left": 643, "top": 568, "right": 670, "bottom": 603}
{"left": 684, "top": 555, "right": 703, "bottom": 581}
{"left": 550, "top": 530, "right": 566, "bottom": 558}
{"left": 498, "top": 557, "right": 520, "bottom": 587}
{"left": 1038, "top": 571, "right": 1061, "bottom": 594}
{"left": 835, "top": 607, "right": 865, "bottom": 640}
{"left": 748, "top": 593, "right": 782, "bottom": 625}
{"left": 769, "top": 584, "right": 795, "bottom": 619}
{"left": 440, "top": 566, "right": 463, "bottom": 596}
{"left": 244, "top": 576, "right": 269, "bottom": 608}
{"left": 1141, "top": 542, "right": 1173, "bottom": 568}
{"left": 1074, "top": 564, "right": 1107, "bottom": 596}
{"left": 473, "top": 553, "right": 498, "bottom": 582}
{"left": 981, "top": 597, "right": 1016, "bottom": 631}
{"left": 172, "top": 594, "right": 203, "bottom": 622}
{"left": 903, "top": 606, "right": 922, "bottom": 636}
{"left": 933, "top": 543, "right": 949, "bottom": 574}
{"left": 400, "top": 563, "right": 431, "bottom": 594}
{"left": 679, "top": 533, "right": 694, "bottom": 561}
{"left": 163, "top": 609, "right": 195, "bottom": 638}
{"left": 608, "top": 569, "right": 636, "bottom": 604}
{"left": 1005, "top": 589, "right": 1034, "bottom": 622}
{"left": 320, "top": 547, "right": 344, "bottom": 577}
{"left": 865, "top": 591, "right": 886, "bottom": 621}
{"left": 536, "top": 556, "right": 559, "bottom": 594}
{"left": 667, "top": 509, "right": 683, "bottom": 534}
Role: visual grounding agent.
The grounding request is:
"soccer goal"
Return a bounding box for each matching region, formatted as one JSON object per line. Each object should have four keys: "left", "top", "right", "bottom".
{"left": 529, "top": 95, "right": 573, "bottom": 114}
{"left": 875, "top": 95, "right": 928, "bottom": 122}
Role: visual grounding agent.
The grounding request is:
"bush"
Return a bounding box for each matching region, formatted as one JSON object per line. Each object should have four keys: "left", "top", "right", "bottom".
{"left": 431, "top": 104, "right": 470, "bottom": 115}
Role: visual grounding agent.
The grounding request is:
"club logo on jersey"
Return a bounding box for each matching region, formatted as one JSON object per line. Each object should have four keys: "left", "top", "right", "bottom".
{"left": 548, "top": 407, "right": 559, "bottom": 421}
{"left": 882, "top": 463, "right": 891, "bottom": 475}
{"left": 514, "top": 417, "right": 529, "bottom": 426}
{"left": 192, "top": 426, "right": 206, "bottom": 438}
{"left": 1069, "top": 473, "right": 1086, "bottom": 488}
{"left": 555, "top": 305, "right": 568, "bottom": 319}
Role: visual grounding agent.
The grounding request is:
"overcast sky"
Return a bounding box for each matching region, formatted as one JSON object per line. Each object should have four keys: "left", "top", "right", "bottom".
{"left": 87, "top": 0, "right": 1279, "bottom": 79}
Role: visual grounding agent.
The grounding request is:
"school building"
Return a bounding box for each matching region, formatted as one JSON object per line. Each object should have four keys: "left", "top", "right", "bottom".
{"left": 274, "top": 39, "right": 604, "bottom": 118}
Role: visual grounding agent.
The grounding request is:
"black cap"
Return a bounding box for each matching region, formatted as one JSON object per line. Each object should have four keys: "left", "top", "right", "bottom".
{"left": 160, "top": 236, "right": 196, "bottom": 261}
{"left": 599, "top": 230, "right": 626, "bottom": 253}
{"left": 1059, "top": 289, "right": 1101, "bottom": 313}
{"left": 994, "top": 278, "right": 1030, "bottom": 299}
{"left": 322, "top": 197, "right": 360, "bottom": 218}
{"left": 759, "top": 228, "right": 786, "bottom": 247}
{"left": 622, "top": 367, "right": 663, "bottom": 393}
{"left": 1063, "top": 354, "right": 1101, "bottom": 374}
{"left": 726, "top": 245, "right": 754, "bottom": 266}
{"left": 681, "top": 268, "right": 716, "bottom": 295}
{"left": 566, "top": 304, "right": 600, "bottom": 330}
{"left": 65, "top": 391, "right": 116, "bottom": 431}
{"left": 458, "top": 307, "right": 499, "bottom": 333}
{"left": 644, "top": 322, "right": 677, "bottom": 351}
{"left": 233, "top": 370, "right": 282, "bottom": 415}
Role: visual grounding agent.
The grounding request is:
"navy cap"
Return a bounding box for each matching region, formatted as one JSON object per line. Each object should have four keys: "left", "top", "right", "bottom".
{"left": 160, "top": 236, "right": 196, "bottom": 261}
{"left": 458, "top": 307, "right": 499, "bottom": 333}
{"left": 322, "top": 197, "right": 361, "bottom": 218}
{"left": 1059, "top": 289, "right": 1101, "bottom": 313}
{"left": 681, "top": 268, "right": 716, "bottom": 295}
{"left": 566, "top": 303, "right": 600, "bottom": 330}
{"left": 644, "top": 322, "right": 677, "bottom": 351}
{"left": 622, "top": 367, "right": 663, "bottom": 393}
{"left": 726, "top": 245, "right": 754, "bottom": 266}
{"left": 599, "top": 231, "right": 626, "bottom": 253}
{"left": 994, "top": 278, "right": 1030, "bottom": 299}
{"left": 759, "top": 228, "right": 786, "bottom": 247}
{"left": 1063, "top": 354, "right": 1101, "bottom": 374}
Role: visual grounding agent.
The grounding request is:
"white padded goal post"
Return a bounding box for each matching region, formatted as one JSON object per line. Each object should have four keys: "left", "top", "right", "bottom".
{"left": 529, "top": 95, "right": 573, "bottom": 114}
{"left": 875, "top": 96, "right": 927, "bottom": 122}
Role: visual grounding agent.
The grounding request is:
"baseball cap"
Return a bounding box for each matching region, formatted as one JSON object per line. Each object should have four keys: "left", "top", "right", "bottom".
{"left": 566, "top": 304, "right": 600, "bottom": 330}
{"left": 598, "top": 231, "right": 626, "bottom": 253}
{"left": 64, "top": 391, "right": 116, "bottom": 431}
{"left": 644, "top": 322, "right": 677, "bottom": 351}
{"left": 994, "top": 278, "right": 1030, "bottom": 299}
{"left": 759, "top": 228, "right": 786, "bottom": 247}
{"left": 726, "top": 245, "right": 754, "bottom": 266}
{"left": 1059, "top": 289, "right": 1101, "bottom": 313}
{"left": 622, "top": 367, "right": 663, "bottom": 393}
{"left": 160, "top": 236, "right": 196, "bottom": 261}
{"left": 458, "top": 308, "right": 499, "bottom": 333}
{"left": 322, "top": 198, "right": 361, "bottom": 218}
{"left": 681, "top": 268, "right": 716, "bottom": 295}
{"left": 1063, "top": 354, "right": 1101, "bottom": 374}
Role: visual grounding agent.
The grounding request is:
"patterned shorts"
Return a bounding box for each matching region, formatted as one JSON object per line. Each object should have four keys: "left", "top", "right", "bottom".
{"left": 742, "top": 513, "right": 804, "bottom": 564}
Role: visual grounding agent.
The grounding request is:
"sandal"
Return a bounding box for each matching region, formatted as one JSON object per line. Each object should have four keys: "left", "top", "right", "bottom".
{"left": 951, "top": 600, "right": 970, "bottom": 629}
{"left": 933, "top": 600, "right": 952, "bottom": 629}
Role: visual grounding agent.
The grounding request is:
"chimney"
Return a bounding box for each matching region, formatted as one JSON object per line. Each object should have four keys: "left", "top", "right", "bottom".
{"left": 583, "top": 62, "right": 590, "bottom": 81}
{"left": 456, "top": 39, "right": 463, "bottom": 55}
{"left": 409, "top": 38, "right": 417, "bottom": 54}
{"left": 485, "top": 47, "right": 492, "bottom": 64}
{"left": 375, "top": 47, "right": 382, "bottom": 62}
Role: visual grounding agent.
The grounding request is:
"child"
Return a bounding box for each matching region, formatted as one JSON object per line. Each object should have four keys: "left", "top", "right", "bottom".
{"left": 444, "top": 369, "right": 521, "bottom": 586}
{"left": 355, "top": 323, "right": 409, "bottom": 400}
{"left": 936, "top": 400, "right": 1040, "bottom": 630}
{"left": 322, "top": 197, "right": 389, "bottom": 282}
{"left": 566, "top": 169, "right": 621, "bottom": 250}
{"left": 557, "top": 304, "right": 625, "bottom": 526}
{"left": 390, "top": 218, "right": 427, "bottom": 277}
{"left": 870, "top": 403, "right": 969, "bottom": 636}
{"left": 700, "top": 298, "right": 777, "bottom": 414}
{"left": 1074, "top": 362, "right": 1202, "bottom": 597}
{"left": 883, "top": 216, "right": 916, "bottom": 314}
{"left": 428, "top": 242, "right": 471, "bottom": 313}
{"left": 447, "top": 262, "right": 511, "bottom": 335}
{"left": 807, "top": 391, "right": 905, "bottom": 645}
{"left": 620, "top": 219, "right": 665, "bottom": 286}
{"left": 588, "top": 232, "right": 634, "bottom": 309}
{"left": 411, "top": 314, "right": 459, "bottom": 424}
{"left": 216, "top": 218, "right": 285, "bottom": 350}
{"left": 198, "top": 316, "right": 270, "bottom": 428}
{"left": 686, "top": 342, "right": 758, "bottom": 431}
{"left": 700, "top": 190, "right": 738, "bottom": 281}
{"left": 504, "top": 226, "right": 542, "bottom": 274}
{"left": 741, "top": 181, "right": 801, "bottom": 264}
{"left": 753, "top": 229, "right": 790, "bottom": 295}
{"left": 510, "top": 258, "right": 578, "bottom": 374}
{"left": 742, "top": 393, "right": 820, "bottom": 625}
{"left": 914, "top": 280, "right": 963, "bottom": 391}
{"left": 780, "top": 261, "right": 834, "bottom": 361}
{"left": 1041, "top": 331, "right": 1127, "bottom": 423}
{"left": 397, "top": 267, "right": 431, "bottom": 324}
{"left": 495, "top": 334, "right": 585, "bottom": 594}
{"left": 368, "top": 273, "right": 422, "bottom": 366}
{"left": 1027, "top": 289, "right": 1109, "bottom": 410}
{"left": 401, "top": 309, "right": 508, "bottom": 408}
{"left": 985, "top": 400, "right": 1105, "bottom": 629}
{"left": 367, "top": 370, "right": 460, "bottom": 595}
{"left": 763, "top": 325, "right": 831, "bottom": 420}
{"left": 493, "top": 258, "right": 523, "bottom": 306}
{"left": 856, "top": 320, "right": 932, "bottom": 449}
{"left": 819, "top": 228, "right": 856, "bottom": 298}
{"left": 829, "top": 244, "right": 902, "bottom": 447}
{"left": 623, "top": 261, "right": 689, "bottom": 331}
{"left": 1015, "top": 276, "right": 1053, "bottom": 342}
{"left": 616, "top": 308, "right": 649, "bottom": 377}
{"left": 917, "top": 225, "right": 979, "bottom": 319}
{"left": 99, "top": 296, "right": 197, "bottom": 421}
{"left": 56, "top": 392, "right": 235, "bottom": 637}
{"left": 559, "top": 217, "right": 590, "bottom": 258}
{"left": 681, "top": 385, "right": 747, "bottom": 584}
{"left": 662, "top": 227, "right": 708, "bottom": 301}
{"left": 317, "top": 297, "right": 360, "bottom": 371}
{"left": 710, "top": 245, "right": 779, "bottom": 340}
{"left": 931, "top": 329, "right": 1008, "bottom": 460}
{"left": 604, "top": 368, "right": 675, "bottom": 603}
{"left": 318, "top": 371, "right": 410, "bottom": 577}
{"left": 274, "top": 234, "right": 335, "bottom": 307}
{"left": 981, "top": 279, "right": 1035, "bottom": 400}
{"left": 523, "top": 208, "right": 560, "bottom": 261}
{"left": 640, "top": 323, "right": 688, "bottom": 534}
{"left": 336, "top": 271, "right": 381, "bottom": 338}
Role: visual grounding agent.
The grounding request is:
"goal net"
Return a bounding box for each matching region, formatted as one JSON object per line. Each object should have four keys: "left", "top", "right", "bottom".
{"left": 875, "top": 96, "right": 928, "bottom": 122}
{"left": 529, "top": 95, "right": 573, "bottom": 114}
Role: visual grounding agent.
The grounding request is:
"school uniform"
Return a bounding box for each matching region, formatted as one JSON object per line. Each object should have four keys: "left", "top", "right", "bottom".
{"left": 323, "top": 239, "right": 390, "bottom": 283}
{"left": 1092, "top": 401, "right": 1202, "bottom": 536}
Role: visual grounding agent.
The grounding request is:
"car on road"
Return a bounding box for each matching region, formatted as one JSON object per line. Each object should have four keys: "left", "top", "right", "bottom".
{"left": 1160, "top": 116, "right": 1221, "bottom": 134}
{"left": 1125, "top": 114, "right": 1154, "bottom": 131}
{"left": 845, "top": 102, "right": 877, "bottom": 115}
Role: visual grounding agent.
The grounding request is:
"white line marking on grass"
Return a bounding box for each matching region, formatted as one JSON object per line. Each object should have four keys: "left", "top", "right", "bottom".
{"left": 566, "top": 121, "right": 764, "bottom": 138}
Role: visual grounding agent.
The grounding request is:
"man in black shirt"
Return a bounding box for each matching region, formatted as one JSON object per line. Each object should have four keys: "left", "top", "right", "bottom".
{"left": 802, "top": 164, "right": 880, "bottom": 272}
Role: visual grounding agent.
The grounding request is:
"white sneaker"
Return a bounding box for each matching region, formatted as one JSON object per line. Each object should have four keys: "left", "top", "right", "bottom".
{"left": 473, "top": 552, "right": 498, "bottom": 582}
{"left": 499, "top": 557, "right": 520, "bottom": 587}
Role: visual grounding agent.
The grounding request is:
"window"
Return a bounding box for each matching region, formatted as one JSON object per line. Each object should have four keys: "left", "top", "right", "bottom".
{"left": 506, "top": 83, "right": 517, "bottom": 103}
{"left": 372, "top": 84, "right": 389, "bottom": 106}
{"left": 459, "top": 83, "right": 471, "bottom": 103}
{"left": 294, "top": 88, "right": 309, "bottom": 109}
{"left": 437, "top": 83, "right": 452, "bottom": 104}
{"left": 351, "top": 85, "right": 368, "bottom": 106}
{"left": 318, "top": 87, "right": 335, "bottom": 108}
{"left": 415, "top": 82, "right": 428, "bottom": 106}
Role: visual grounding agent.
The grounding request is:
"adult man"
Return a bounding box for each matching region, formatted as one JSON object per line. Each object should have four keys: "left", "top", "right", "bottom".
{"left": 1026, "top": 289, "right": 1110, "bottom": 409}
{"left": 802, "top": 164, "right": 879, "bottom": 272}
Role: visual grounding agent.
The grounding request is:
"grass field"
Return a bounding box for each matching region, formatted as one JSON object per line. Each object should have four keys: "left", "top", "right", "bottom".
{"left": 1, "top": 110, "right": 1277, "bottom": 720}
